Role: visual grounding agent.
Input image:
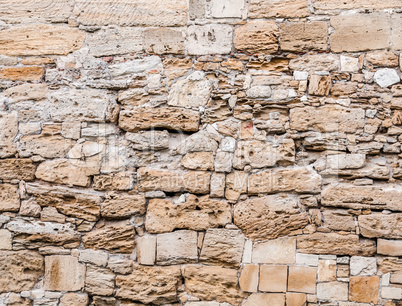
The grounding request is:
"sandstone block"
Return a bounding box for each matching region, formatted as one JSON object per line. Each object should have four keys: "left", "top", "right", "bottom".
{"left": 187, "top": 24, "right": 232, "bottom": 55}
{"left": 200, "top": 229, "right": 245, "bottom": 267}
{"left": 0, "top": 24, "right": 85, "bottom": 56}
{"left": 317, "top": 282, "right": 348, "bottom": 301}
{"left": 44, "top": 255, "right": 85, "bottom": 291}
{"left": 249, "top": 0, "right": 308, "bottom": 18}
{"left": 289, "top": 105, "right": 365, "bottom": 133}
{"left": 93, "top": 172, "right": 134, "bottom": 191}
{"left": 0, "top": 159, "right": 36, "bottom": 181}
{"left": 243, "top": 293, "right": 286, "bottom": 306}
{"left": 146, "top": 195, "right": 231, "bottom": 233}
{"left": 211, "top": 0, "right": 244, "bottom": 18}
{"left": 110, "top": 56, "right": 161, "bottom": 77}
{"left": 358, "top": 214, "right": 402, "bottom": 238}
{"left": 289, "top": 54, "right": 340, "bottom": 72}
{"left": 349, "top": 276, "right": 380, "bottom": 303}
{"left": 210, "top": 172, "right": 225, "bottom": 197}
{"left": 234, "top": 21, "right": 279, "bottom": 54}
{"left": 79, "top": 249, "right": 108, "bottom": 267}
{"left": 0, "top": 229, "right": 12, "bottom": 250}
{"left": 4, "top": 83, "right": 47, "bottom": 103}
{"left": 326, "top": 154, "right": 365, "bottom": 170}
{"left": 377, "top": 239, "right": 402, "bottom": 256}
{"left": 0, "top": 250, "right": 44, "bottom": 293}
{"left": 288, "top": 266, "right": 317, "bottom": 294}
{"left": 184, "top": 265, "right": 246, "bottom": 305}
{"left": 252, "top": 237, "right": 296, "bottom": 264}
{"left": 259, "top": 265, "right": 287, "bottom": 293}
{"left": 330, "top": 13, "right": 391, "bottom": 52}
{"left": 315, "top": 0, "right": 401, "bottom": 11}
{"left": 297, "top": 233, "right": 376, "bottom": 256}
{"left": 0, "top": 66, "right": 43, "bottom": 81}
{"left": 322, "top": 210, "right": 355, "bottom": 232}
{"left": 175, "top": 130, "right": 219, "bottom": 154}
{"left": 318, "top": 259, "right": 337, "bottom": 282}
{"left": 137, "top": 235, "right": 156, "bottom": 265}
{"left": 126, "top": 130, "right": 169, "bottom": 151}
{"left": 144, "top": 28, "right": 185, "bottom": 55}
{"left": 116, "top": 264, "right": 182, "bottom": 304}
{"left": 350, "top": 256, "right": 377, "bottom": 276}
{"left": 85, "top": 265, "right": 115, "bottom": 296}
{"left": 0, "top": 184, "right": 19, "bottom": 212}
{"left": 239, "top": 264, "right": 259, "bottom": 293}
{"left": 381, "top": 287, "right": 402, "bottom": 300}
{"left": 234, "top": 194, "right": 309, "bottom": 240}
{"left": 308, "top": 75, "right": 331, "bottom": 96}
{"left": 286, "top": 293, "right": 306, "bottom": 306}
{"left": 156, "top": 230, "right": 198, "bottom": 265}
{"left": 280, "top": 22, "right": 328, "bottom": 52}
{"left": 59, "top": 293, "right": 89, "bottom": 306}
{"left": 101, "top": 192, "right": 146, "bottom": 219}
{"left": 214, "top": 152, "right": 233, "bottom": 172}
{"left": 107, "top": 255, "right": 133, "bottom": 275}
{"left": 296, "top": 253, "right": 319, "bottom": 267}
{"left": 119, "top": 108, "right": 200, "bottom": 132}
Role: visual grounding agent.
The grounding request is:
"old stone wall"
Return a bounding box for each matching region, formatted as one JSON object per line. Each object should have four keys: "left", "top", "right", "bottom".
{"left": 0, "top": 0, "right": 401, "bottom": 305}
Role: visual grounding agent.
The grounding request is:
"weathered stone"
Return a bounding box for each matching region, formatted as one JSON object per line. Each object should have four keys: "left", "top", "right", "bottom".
{"left": 184, "top": 265, "right": 246, "bottom": 305}
{"left": 358, "top": 214, "right": 402, "bottom": 238}
{"left": 252, "top": 237, "right": 296, "bottom": 264}
{"left": 0, "top": 230, "right": 12, "bottom": 250}
{"left": 249, "top": 0, "right": 308, "bottom": 18}
{"left": 290, "top": 106, "right": 365, "bottom": 133}
{"left": 119, "top": 108, "right": 200, "bottom": 132}
{"left": 248, "top": 167, "right": 322, "bottom": 195}
{"left": 187, "top": 24, "right": 233, "bottom": 55}
{"left": 244, "top": 293, "right": 285, "bottom": 305}
{"left": 318, "top": 259, "right": 337, "bottom": 282}
{"left": 93, "top": 172, "right": 134, "bottom": 191}
{"left": 296, "top": 253, "right": 319, "bottom": 267}
{"left": 315, "top": 0, "right": 401, "bottom": 10}
{"left": 392, "top": 14, "right": 402, "bottom": 50}
{"left": 288, "top": 266, "right": 317, "bottom": 294}
{"left": 308, "top": 75, "right": 332, "bottom": 96}
{"left": 0, "top": 184, "right": 19, "bottom": 212}
{"left": 4, "top": 83, "right": 47, "bottom": 103}
{"left": 374, "top": 68, "right": 400, "bottom": 88}
{"left": 322, "top": 210, "right": 355, "bottom": 232}
{"left": 280, "top": 22, "right": 328, "bottom": 52}
{"left": 350, "top": 256, "right": 377, "bottom": 276}
{"left": 0, "top": 159, "right": 36, "bottom": 181}
{"left": 116, "top": 264, "right": 182, "bottom": 304}
{"left": 234, "top": 194, "right": 309, "bottom": 240}
{"left": 0, "top": 250, "right": 44, "bottom": 293}
{"left": 144, "top": 28, "right": 185, "bottom": 55}
{"left": 175, "top": 131, "right": 219, "bottom": 154}
{"left": 168, "top": 72, "right": 211, "bottom": 108}
{"left": 317, "top": 282, "right": 348, "bottom": 301}
{"left": 79, "top": 249, "right": 108, "bottom": 267}
{"left": 156, "top": 230, "right": 198, "bottom": 265}
{"left": 211, "top": 0, "right": 244, "bottom": 18}
{"left": 138, "top": 168, "right": 210, "bottom": 194}
{"left": 210, "top": 172, "right": 225, "bottom": 197}
{"left": 0, "top": 112, "right": 17, "bottom": 158}
{"left": 163, "top": 57, "right": 192, "bottom": 79}
{"left": 101, "top": 192, "right": 146, "bottom": 219}
{"left": 182, "top": 152, "right": 214, "bottom": 171}
{"left": 322, "top": 183, "right": 402, "bottom": 211}
{"left": 0, "top": 24, "right": 85, "bottom": 56}
{"left": 126, "top": 130, "right": 169, "bottom": 151}
{"left": 247, "top": 85, "right": 272, "bottom": 98}
{"left": 44, "top": 255, "right": 85, "bottom": 291}
{"left": 259, "top": 265, "right": 287, "bottom": 292}
{"left": 85, "top": 265, "right": 115, "bottom": 296}
{"left": 381, "top": 286, "right": 402, "bottom": 300}
{"left": 377, "top": 239, "right": 402, "bottom": 256}
{"left": 137, "top": 235, "right": 156, "bottom": 265}
{"left": 82, "top": 222, "right": 135, "bottom": 254}
{"left": 0, "top": 66, "right": 43, "bottom": 81}
{"left": 239, "top": 264, "right": 259, "bottom": 293}
{"left": 214, "top": 152, "right": 232, "bottom": 172}
{"left": 289, "top": 54, "right": 340, "bottom": 72}
{"left": 107, "top": 255, "right": 133, "bottom": 275}
{"left": 110, "top": 56, "right": 161, "bottom": 77}
{"left": 326, "top": 154, "right": 365, "bottom": 170}
{"left": 366, "top": 50, "right": 399, "bottom": 67}
{"left": 234, "top": 21, "right": 279, "bottom": 54}
{"left": 59, "top": 293, "right": 89, "bottom": 306}
{"left": 200, "top": 229, "right": 245, "bottom": 267}
{"left": 349, "top": 276, "right": 379, "bottom": 304}
{"left": 330, "top": 13, "right": 391, "bottom": 52}
{"left": 75, "top": 0, "right": 187, "bottom": 26}
{"left": 146, "top": 195, "right": 231, "bottom": 233}
{"left": 297, "top": 233, "right": 376, "bottom": 256}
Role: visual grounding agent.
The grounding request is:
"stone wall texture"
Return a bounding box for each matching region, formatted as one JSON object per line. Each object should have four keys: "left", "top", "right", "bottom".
{"left": 0, "top": 0, "right": 401, "bottom": 305}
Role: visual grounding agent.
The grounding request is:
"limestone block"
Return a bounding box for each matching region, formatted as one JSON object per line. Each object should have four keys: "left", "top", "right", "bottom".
{"left": 252, "top": 237, "right": 296, "bottom": 264}
{"left": 249, "top": 0, "right": 308, "bottom": 18}
{"left": 44, "top": 255, "right": 85, "bottom": 291}
{"left": 85, "top": 265, "right": 115, "bottom": 296}
{"left": 156, "top": 230, "right": 198, "bottom": 265}
{"left": 234, "top": 21, "right": 279, "bottom": 54}
{"left": 358, "top": 214, "right": 402, "bottom": 238}
{"left": 259, "top": 265, "right": 287, "bottom": 293}
{"left": 144, "top": 28, "right": 185, "bottom": 55}
{"left": 79, "top": 249, "right": 108, "bottom": 267}
{"left": 211, "top": 0, "right": 244, "bottom": 18}
{"left": 0, "top": 229, "right": 12, "bottom": 250}
{"left": 374, "top": 68, "right": 400, "bottom": 88}
{"left": 239, "top": 264, "right": 259, "bottom": 293}
{"left": 288, "top": 266, "right": 317, "bottom": 294}
{"left": 187, "top": 24, "right": 233, "bottom": 55}
{"left": 377, "top": 239, "right": 402, "bottom": 256}
{"left": 280, "top": 22, "right": 328, "bottom": 52}
{"left": 350, "top": 256, "right": 377, "bottom": 276}
{"left": 137, "top": 235, "right": 156, "bottom": 265}
{"left": 317, "top": 282, "right": 348, "bottom": 301}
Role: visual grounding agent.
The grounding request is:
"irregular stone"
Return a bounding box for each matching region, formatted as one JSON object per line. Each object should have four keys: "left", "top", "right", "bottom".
{"left": 297, "top": 233, "right": 376, "bottom": 256}
{"left": 374, "top": 68, "right": 400, "bottom": 88}
{"left": 248, "top": 166, "right": 322, "bottom": 195}
{"left": 59, "top": 293, "right": 89, "bottom": 306}
{"left": 144, "top": 28, "right": 185, "bottom": 55}
{"left": 326, "top": 154, "right": 365, "bottom": 170}
{"left": 322, "top": 210, "right": 355, "bottom": 232}
{"left": 116, "top": 264, "right": 182, "bottom": 304}
{"left": 137, "top": 235, "right": 156, "bottom": 265}
{"left": 322, "top": 183, "right": 402, "bottom": 211}
{"left": 288, "top": 266, "right": 317, "bottom": 294}
{"left": 200, "top": 229, "right": 245, "bottom": 267}
{"left": 137, "top": 168, "right": 210, "bottom": 194}
{"left": 252, "top": 237, "right": 296, "bottom": 264}
{"left": 0, "top": 229, "right": 12, "bottom": 250}
{"left": 247, "top": 85, "right": 272, "bottom": 98}
{"left": 79, "top": 249, "right": 108, "bottom": 267}
{"left": 83, "top": 222, "right": 136, "bottom": 254}
{"left": 35, "top": 158, "right": 100, "bottom": 187}
{"left": 280, "top": 22, "right": 328, "bottom": 52}
{"left": 0, "top": 184, "right": 19, "bottom": 212}
{"left": 4, "top": 83, "right": 47, "bottom": 103}
{"left": 0, "top": 24, "right": 85, "bottom": 56}
{"left": 75, "top": 0, "right": 187, "bottom": 26}
{"left": 259, "top": 265, "right": 287, "bottom": 292}
{"left": 0, "top": 159, "right": 36, "bottom": 181}
{"left": 340, "top": 55, "right": 359, "bottom": 72}
{"left": 289, "top": 54, "right": 340, "bottom": 72}
{"left": 187, "top": 24, "right": 233, "bottom": 55}
{"left": 156, "top": 230, "right": 198, "bottom": 265}
{"left": 211, "top": 0, "right": 244, "bottom": 18}
{"left": 234, "top": 21, "right": 279, "bottom": 54}
{"left": 146, "top": 195, "right": 231, "bottom": 233}
{"left": 0, "top": 112, "right": 17, "bottom": 158}
{"left": 163, "top": 57, "right": 192, "bottom": 80}
{"left": 182, "top": 152, "right": 214, "bottom": 170}
{"left": 366, "top": 50, "right": 399, "bottom": 67}
{"left": 40, "top": 206, "right": 65, "bottom": 223}
{"left": 101, "top": 192, "right": 146, "bottom": 219}
{"left": 330, "top": 13, "right": 391, "bottom": 52}
{"left": 93, "top": 172, "right": 134, "bottom": 191}
{"left": 317, "top": 282, "right": 348, "bottom": 301}
{"left": 308, "top": 75, "right": 331, "bottom": 96}
{"left": 87, "top": 27, "right": 143, "bottom": 57}
{"left": 239, "top": 264, "right": 259, "bottom": 293}
{"left": 126, "top": 130, "right": 169, "bottom": 151}
{"left": 377, "top": 239, "right": 402, "bottom": 256}
{"left": 358, "top": 214, "right": 402, "bottom": 238}
{"left": 119, "top": 108, "right": 200, "bottom": 132}
{"left": 168, "top": 71, "right": 211, "bottom": 107}
{"left": 85, "top": 265, "right": 115, "bottom": 296}
{"left": 249, "top": 0, "right": 308, "bottom": 18}
{"left": 234, "top": 194, "right": 309, "bottom": 240}
{"left": 350, "top": 256, "right": 377, "bottom": 276}
{"left": 44, "top": 255, "right": 85, "bottom": 291}
{"left": 175, "top": 131, "right": 219, "bottom": 154}
{"left": 0, "top": 250, "right": 44, "bottom": 293}
{"left": 183, "top": 265, "right": 246, "bottom": 305}
{"left": 109, "top": 56, "right": 161, "bottom": 77}
{"left": 289, "top": 105, "right": 365, "bottom": 133}
{"left": 107, "top": 255, "right": 133, "bottom": 275}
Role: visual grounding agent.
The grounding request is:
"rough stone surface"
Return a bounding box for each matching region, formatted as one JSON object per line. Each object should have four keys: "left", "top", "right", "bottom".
{"left": 234, "top": 21, "right": 279, "bottom": 54}
{"left": 358, "top": 214, "right": 402, "bottom": 238}
{"left": 0, "top": 159, "right": 36, "bottom": 181}
{"left": 0, "top": 184, "right": 19, "bottom": 212}
{"left": 101, "top": 192, "right": 146, "bottom": 219}
{"left": 156, "top": 230, "right": 198, "bottom": 265}
{"left": 280, "top": 22, "right": 328, "bottom": 52}
{"left": 187, "top": 25, "right": 233, "bottom": 55}
{"left": 249, "top": 0, "right": 308, "bottom": 18}
{"left": 377, "top": 239, "right": 402, "bottom": 256}
{"left": 144, "top": 28, "right": 185, "bottom": 55}
{"left": 44, "top": 255, "right": 85, "bottom": 291}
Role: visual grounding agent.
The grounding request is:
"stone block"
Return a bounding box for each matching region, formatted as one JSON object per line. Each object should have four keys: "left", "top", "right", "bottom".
{"left": 79, "top": 249, "right": 108, "bottom": 267}
{"left": 234, "top": 21, "right": 279, "bottom": 54}
{"left": 239, "top": 264, "right": 259, "bottom": 293}
{"left": 187, "top": 24, "right": 233, "bottom": 55}
{"left": 85, "top": 265, "right": 115, "bottom": 296}
{"left": 259, "top": 265, "right": 287, "bottom": 293}
{"left": 280, "top": 22, "right": 328, "bottom": 52}
{"left": 288, "top": 266, "right": 317, "bottom": 294}
{"left": 0, "top": 229, "right": 12, "bottom": 250}
{"left": 349, "top": 276, "right": 380, "bottom": 304}
{"left": 44, "top": 255, "right": 85, "bottom": 291}
{"left": 350, "top": 256, "right": 377, "bottom": 276}
{"left": 377, "top": 239, "right": 402, "bottom": 256}
{"left": 317, "top": 282, "right": 348, "bottom": 301}
{"left": 137, "top": 235, "right": 156, "bottom": 265}
{"left": 0, "top": 184, "right": 19, "bottom": 212}
{"left": 156, "top": 230, "right": 198, "bottom": 265}
{"left": 211, "top": 0, "right": 244, "bottom": 18}
{"left": 252, "top": 237, "right": 296, "bottom": 264}
{"left": 144, "top": 28, "right": 185, "bottom": 55}
{"left": 249, "top": 0, "right": 308, "bottom": 18}
{"left": 358, "top": 214, "right": 402, "bottom": 238}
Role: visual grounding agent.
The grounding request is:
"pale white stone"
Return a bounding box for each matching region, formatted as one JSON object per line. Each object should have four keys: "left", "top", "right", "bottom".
{"left": 242, "top": 239, "right": 253, "bottom": 263}
{"left": 327, "top": 154, "right": 366, "bottom": 170}
{"left": 214, "top": 152, "right": 233, "bottom": 172}
{"left": 211, "top": 0, "right": 244, "bottom": 18}
{"left": 156, "top": 230, "right": 198, "bottom": 265}
{"left": 137, "top": 235, "right": 156, "bottom": 265}
{"left": 109, "top": 56, "right": 162, "bottom": 77}
{"left": 31, "top": 289, "right": 45, "bottom": 299}
{"left": 381, "top": 287, "right": 402, "bottom": 300}
{"left": 252, "top": 237, "right": 296, "bottom": 264}
{"left": 79, "top": 249, "right": 108, "bottom": 267}
{"left": 210, "top": 172, "right": 225, "bottom": 198}
{"left": 0, "top": 229, "right": 12, "bottom": 250}
{"left": 187, "top": 24, "right": 233, "bottom": 55}
{"left": 317, "top": 282, "right": 348, "bottom": 301}
{"left": 340, "top": 55, "right": 359, "bottom": 72}
{"left": 296, "top": 253, "right": 319, "bottom": 266}
{"left": 374, "top": 68, "right": 400, "bottom": 88}
{"left": 221, "top": 137, "right": 236, "bottom": 152}
{"left": 350, "top": 256, "right": 377, "bottom": 276}
{"left": 382, "top": 273, "right": 391, "bottom": 286}
{"left": 294, "top": 71, "right": 309, "bottom": 80}
{"left": 247, "top": 86, "right": 272, "bottom": 98}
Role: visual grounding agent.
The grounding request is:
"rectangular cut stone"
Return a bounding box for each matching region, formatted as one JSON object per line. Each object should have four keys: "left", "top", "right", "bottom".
{"left": 0, "top": 159, "right": 36, "bottom": 181}
{"left": 317, "top": 282, "right": 348, "bottom": 301}
{"left": 252, "top": 237, "right": 296, "bottom": 264}
{"left": 101, "top": 192, "right": 146, "bottom": 219}
{"left": 330, "top": 13, "right": 391, "bottom": 52}
{"left": 0, "top": 24, "right": 85, "bottom": 56}
{"left": 137, "top": 236, "right": 156, "bottom": 265}
{"left": 0, "top": 184, "right": 19, "bottom": 212}
{"left": 249, "top": 0, "right": 308, "bottom": 18}
{"left": 234, "top": 21, "right": 279, "bottom": 54}
{"left": 144, "top": 28, "right": 185, "bottom": 55}
{"left": 358, "top": 214, "right": 402, "bottom": 239}
{"left": 392, "top": 14, "right": 402, "bottom": 50}
{"left": 289, "top": 54, "right": 340, "bottom": 72}
{"left": 0, "top": 230, "right": 12, "bottom": 250}
{"left": 157, "top": 230, "right": 198, "bottom": 265}
{"left": 288, "top": 266, "right": 317, "bottom": 294}
{"left": 259, "top": 265, "right": 287, "bottom": 292}
{"left": 44, "top": 255, "right": 85, "bottom": 291}
{"left": 377, "top": 239, "right": 402, "bottom": 256}
{"left": 87, "top": 27, "right": 143, "bottom": 57}
{"left": 85, "top": 265, "right": 115, "bottom": 296}
{"left": 187, "top": 24, "right": 233, "bottom": 55}
{"left": 75, "top": 0, "right": 187, "bottom": 26}
{"left": 322, "top": 183, "right": 402, "bottom": 211}
{"left": 280, "top": 22, "right": 328, "bottom": 52}
{"left": 315, "top": 0, "right": 402, "bottom": 11}
{"left": 289, "top": 105, "right": 365, "bottom": 133}
{"left": 248, "top": 167, "right": 322, "bottom": 195}
{"left": 119, "top": 108, "right": 199, "bottom": 132}
{"left": 211, "top": 0, "right": 244, "bottom": 18}
{"left": 297, "top": 233, "right": 376, "bottom": 256}
{"left": 0, "top": 66, "right": 44, "bottom": 81}
{"left": 239, "top": 264, "right": 259, "bottom": 293}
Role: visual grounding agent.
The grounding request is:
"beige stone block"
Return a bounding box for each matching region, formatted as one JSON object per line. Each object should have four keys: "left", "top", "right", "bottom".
{"left": 137, "top": 235, "right": 156, "bottom": 265}
{"left": 0, "top": 229, "right": 12, "bottom": 250}
{"left": 243, "top": 293, "right": 286, "bottom": 306}
{"left": 210, "top": 173, "right": 225, "bottom": 197}
{"left": 182, "top": 152, "right": 214, "bottom": 171}
{"left": 366, "top": 50, "right": 399, "bottom": 67}
{"left": 156, "top": 230, "right": 198, "bottom": 265}
{"left": 315, "top": 0, "right": 401, "bottom": 10}
{"left": 381, "top": 287, "right": 402, "bottom": 299}
{"left": 44, "top": 255, "right": 85, "bottom": 291}
{"left": 281, "top": 22, "right": 328, "bottom": 52}
{"left": 239, "top": 264, "right": 259, "bottom": 293}
{"left": 187, "top": 24, "right": 233, "bottom": 55}
{"left": 101, "top": 192, "right": 146, "bottom": 219}
{"left": 350, "top": 256, "right": 377, "bottom": 276}
{"left": 349, "top": 276, "right": 379, "bottom": 304}
{"left": 378, "top": 239, "right": 402, "bottom": 256}
{"left": 211, "top": 0, "right": 244, "bottom": 18}
{"left": 392, "top": 14, "right": 402, "bottom": 50}
{"left": 59, "top": 293, "right": 89, "bottom": 306}
{"left": 317, "top": 282, "right": 349, "bottom": 301}
{"left": 259, "top": 265, "right": 287, "bottom": 293}
{"left": 358, "top": 213, "right": 402, "bottom": 239}
{"left": 0, "top": 159, "right": 36, "bottom": 181}
{"left": 79, "top": 249, "right": 108, "bottom": 267}
{"left": 234, "top": 21, "right": 279, "bottom": 54}
{"left": 318, "top": 260, "right": 336, "bottom": 282}
{"left": 0, "top": 184, "right": 19, "bottom": 212}
{"left": 288, "top": 266, "right": 317, "bottom": 294}
{"left": 252, "top": 237, "right": 296, "bottom": 264}
{"left": 144, "top": 28, "right": 185, "bottom": 55}
{"left": 0, "top": 66, "right": 43, "bottom": 81}
{"left": 85, "top": 265, "right": 115, "bottom": 296}
{"left": 286, "top": 292, "right": 307, "bottom": 306}
{"left": 308, "top": 75, "right": 331, "bottom": 96}
{"left": 249, "top": 0, "right": 308, "bottom": 18}
{"left": 289, "top": 54, "right": 339, "bottom": 72}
